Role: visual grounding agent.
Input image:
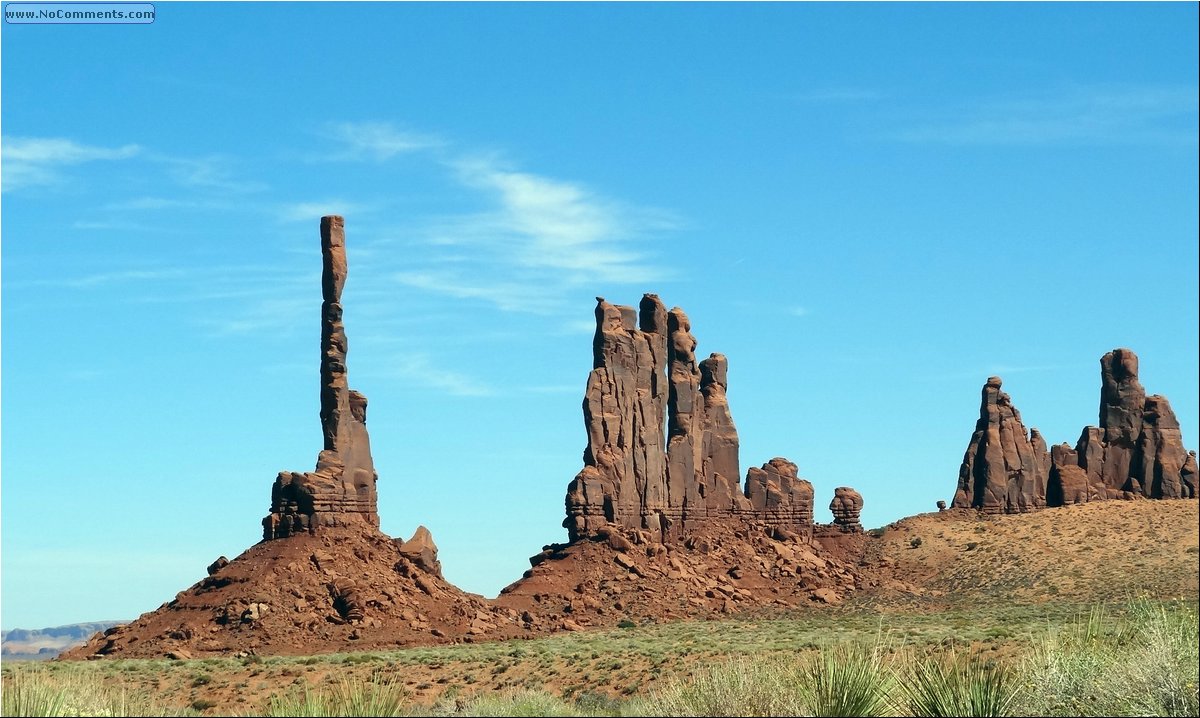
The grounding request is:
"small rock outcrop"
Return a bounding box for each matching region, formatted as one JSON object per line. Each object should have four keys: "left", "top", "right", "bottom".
{"left": 954, "top": 349, "right": 1195, "bottom": 513}
{"left": 744, "top": 458, "right": 815, "bottom": 538}
{"left": 263, "top": 216, "right": 379, "bottom": 539}
{"left": 1047, "top": 443, "right": 1090, "bottom": 506}
{"left": 829, "top": 487, "right": 864, "bottom": 533}
{"left": 397, "top": 525, "right": 443, "bottom": 579}
{"left": 952, "top": 377, "right": 1048, "bottom": 513}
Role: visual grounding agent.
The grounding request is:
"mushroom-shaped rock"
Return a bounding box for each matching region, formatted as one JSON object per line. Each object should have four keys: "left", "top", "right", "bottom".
{"left": 829, "top": 487, "right": 864, "bottom": 533}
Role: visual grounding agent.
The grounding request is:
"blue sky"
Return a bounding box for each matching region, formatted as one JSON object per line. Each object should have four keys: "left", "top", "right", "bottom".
{"left": 2, "top": 2, "right": 1197, "bottom": 630}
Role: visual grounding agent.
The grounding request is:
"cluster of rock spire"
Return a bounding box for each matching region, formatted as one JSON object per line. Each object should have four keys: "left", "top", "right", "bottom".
{"left": 953, "top": 348, "right": 1197, "bottom": 513}
{"left": 563, "top": 295, "right": 860, "bottom": 544}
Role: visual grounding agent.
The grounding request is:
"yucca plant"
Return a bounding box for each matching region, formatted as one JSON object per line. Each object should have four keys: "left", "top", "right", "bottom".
{"left": 1, "top": 668, "right": 70, "bottom": 718}
{"left": 799, "top": 642, "right": 893, "bottom": 717}
{"left": 897, "top": 653, "right": 1016, "bottom": 717}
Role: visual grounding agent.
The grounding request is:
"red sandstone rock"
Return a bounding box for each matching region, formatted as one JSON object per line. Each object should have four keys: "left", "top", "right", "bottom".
{"left": 1183, "top": 451, "right": 1198, "bottom": 499}
{"left": 952, "top": 377, "right": 1049, "bottom": 513}
{"left": 566, "top": 296, "right": 817, "bottom": 543}
{"left": 1048, "top": 444, "right": 1089, "bottom": 506}
{"left": 397, "top": 525, "right": 443, "bottom": 578}
{"left": 564, "top": 295, "right": 671, "bottom": 541}
{"left": 744, "top": 458, "right": 814, "bottom": 538}
{"left": 829, "top": 487, "right": 864, "bottom": 533}
{"left": 263, "top": 216, "right": 379, "bottom": 539}
{"left": 956, "top": 349, "right": 1195, "bottom": 511}
{"left": 1077, "top": 350, "right": 1192, "bottom": 501}
{"left": 697, "top": 353, "right": 745, "bottom": 515}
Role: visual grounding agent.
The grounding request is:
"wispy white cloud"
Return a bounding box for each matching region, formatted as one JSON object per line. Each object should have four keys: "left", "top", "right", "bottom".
{"left": 560, "top": 318, "right": 599, "bottom": 335}
{"left": 789, "top": 306, "right": 810, "bottom": 317}
{"left": 198, "top": 296, "right": 311, "bottom": 337}
{"left": 157, "top": 154, "right": 269, "bottom": 193}
{"left": 277, "top": 199, "right": 371, "bottom": 223}
{"left": 18, "top": 268, "right": 187, "bottom": 289}
{"left": 394, "top": 269, "right": 564, "bottom": 314}
{"left": 893, "top": 85, "right": 1199, "bottom": 146}
{"left": 984, "top": 363, "right": 1077, "bottom": 376}
{"left": 393, "top": 156, "right": 677, "bottom": 313}
{"left": 520, "top": 384, "right": 579, "bottom": 394}
{"left": 370, "top": 353, "right": 495, "bottom": 397}
{"left": 919, "top": 362, "right": 1088, "bottom": 383}
{"left": 102, "top": 197, "right": 202, "bottom": 211}
{"left": 71, "top": 220, "right": 162, "bottom": 231}
{"left": 2, "top": 136, "right": 140, "bottom": 191}
{"left": 320, "top": 121, "right": 442, "bottom": 161}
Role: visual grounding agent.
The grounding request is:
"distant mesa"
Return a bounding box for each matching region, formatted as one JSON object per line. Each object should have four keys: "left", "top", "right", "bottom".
{"left": 953, "top": 348, "right": 1196, "bottom": 513}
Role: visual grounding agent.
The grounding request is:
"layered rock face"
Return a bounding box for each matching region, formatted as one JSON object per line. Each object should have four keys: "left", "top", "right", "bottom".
{"left": 565, "top": 295, "right": 836, "bottom": 544}
{"left": 954, "top": 349, "right": 1195, "bottom": 513}
{"left": 744, "top": 458, "right": 814, "bottom": 537}
{"left": 952, "top": 377, "right": 1048, "bottom": 513}
{"left": 263, "top": 216, "right": 379, "bottom": 539}
{"left": 829, "top": 487, "right": 864, "bottom": 533}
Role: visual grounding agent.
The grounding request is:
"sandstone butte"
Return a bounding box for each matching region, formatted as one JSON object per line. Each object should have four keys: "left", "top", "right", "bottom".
{"left": 953, "top": 350, "right": 1197, "bottom": 514}
{"left": 63, "top": 216, "right": 1197, "bottom": 660}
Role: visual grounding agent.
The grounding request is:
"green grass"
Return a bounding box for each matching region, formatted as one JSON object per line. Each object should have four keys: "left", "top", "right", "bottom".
{"left": 1013, "top": 598, "right": 1200, "bottom": 717}
{"left": 263, "top": 675, "right": 410, "bottom": 717}
{"left": 3, "top": 598, "right": 1196, "bottom": 717}
{"left": 0, "top": 664, "right": 186, "bottom": 717}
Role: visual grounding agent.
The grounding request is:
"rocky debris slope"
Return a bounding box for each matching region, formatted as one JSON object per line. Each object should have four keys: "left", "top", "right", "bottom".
{"left": 495, "top": 520, "right": 874, "bottom": 631}
{"left": 63, "top": 527, "right": 524, "bottom": 659}
{"left": 953, "top": 349, "right": 1195, "bottom": 513}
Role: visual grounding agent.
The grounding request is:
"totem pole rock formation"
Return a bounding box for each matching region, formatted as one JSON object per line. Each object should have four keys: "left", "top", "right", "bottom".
{"left": 952, "top": 377, "right": 1049, "bottom": 513}
{"left": 954, "top": 349, "right": 1195, "bottom": 514}
{"left": 263, "top": 216, "right": 380, "bottom": 539}
{"left": 564, "top": 295, "right": 848, "bottom": 544}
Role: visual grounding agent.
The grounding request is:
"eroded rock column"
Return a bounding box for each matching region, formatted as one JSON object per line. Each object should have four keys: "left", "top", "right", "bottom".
{"left": 263, "top": 216, "right": 379, "bottom": 539}
{"left": 564, "top": 295, "right": 671, "bottom": 541}
{"left": 952, "top": 377, "right": 1049, "bottom": 514}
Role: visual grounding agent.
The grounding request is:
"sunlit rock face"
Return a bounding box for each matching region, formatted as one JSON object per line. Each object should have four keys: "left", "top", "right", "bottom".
{"left": 263, "top": 216, "right": 379, "bottom": 540}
